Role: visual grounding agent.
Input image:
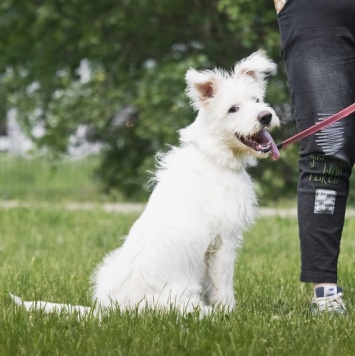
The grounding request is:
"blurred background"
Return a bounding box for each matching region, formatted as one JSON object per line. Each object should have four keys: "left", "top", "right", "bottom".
{"left": 0, "top": 0, "right": 351, "bottom": 206}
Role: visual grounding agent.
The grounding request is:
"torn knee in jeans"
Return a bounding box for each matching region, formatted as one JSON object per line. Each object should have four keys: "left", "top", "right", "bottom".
{"left": 274, "top": 0, "right": 286, "bottom": 14}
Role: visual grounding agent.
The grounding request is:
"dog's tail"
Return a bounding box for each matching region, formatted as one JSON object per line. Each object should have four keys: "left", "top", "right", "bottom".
{"left": 9, "top": 293, "right": 95, "bottom": 317}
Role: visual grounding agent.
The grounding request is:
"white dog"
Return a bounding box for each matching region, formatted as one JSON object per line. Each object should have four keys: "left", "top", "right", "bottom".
{"left": 11, "top": 50, "right": 280, "bottom": 316}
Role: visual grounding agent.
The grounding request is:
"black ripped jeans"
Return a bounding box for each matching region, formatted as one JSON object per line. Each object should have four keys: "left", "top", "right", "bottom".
{"left": 278, "top": 0, "right": 355, "bottom": 283}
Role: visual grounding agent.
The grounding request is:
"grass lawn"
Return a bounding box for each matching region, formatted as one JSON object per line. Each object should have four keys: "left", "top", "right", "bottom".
{"left": 0, "top": 154, "right": 110, "bottom": 202}
{"left": 1, "top": 207, "right": 355, "bottom": 355}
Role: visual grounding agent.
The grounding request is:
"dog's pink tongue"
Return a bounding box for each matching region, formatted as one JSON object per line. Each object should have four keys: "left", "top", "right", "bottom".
{"left": 259, "top": 129, "right": 280, "bottom": 161}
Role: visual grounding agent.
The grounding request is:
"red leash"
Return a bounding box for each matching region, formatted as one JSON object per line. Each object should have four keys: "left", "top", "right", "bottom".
{"left": 277, "top": 103, "right": 355, "bottom": 150}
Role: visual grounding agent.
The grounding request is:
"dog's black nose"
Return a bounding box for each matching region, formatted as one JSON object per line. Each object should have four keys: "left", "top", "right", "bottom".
{"left": 257, "top": 111, "right": 272, "bottom": 126}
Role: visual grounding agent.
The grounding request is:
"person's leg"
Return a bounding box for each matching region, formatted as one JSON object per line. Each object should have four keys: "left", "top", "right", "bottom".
{"left": 277, "top": 0, "right": 355, "bottom": 304}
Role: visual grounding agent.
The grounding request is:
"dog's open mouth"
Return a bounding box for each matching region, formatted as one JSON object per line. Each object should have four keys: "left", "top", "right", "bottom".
{"left": 236, "top": 129, "right": 280, "bottom": 160}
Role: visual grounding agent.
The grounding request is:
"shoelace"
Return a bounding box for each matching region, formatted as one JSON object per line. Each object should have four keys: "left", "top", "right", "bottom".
{"left": 313, "top": 292, "right": 346, "bottom": 312}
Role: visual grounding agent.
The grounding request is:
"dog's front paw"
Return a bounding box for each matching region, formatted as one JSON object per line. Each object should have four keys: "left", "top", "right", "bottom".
{"left": 211, "top": 294, "right": 236, "bottom": 312}
{"left": 223, "top": 299, "right": 236, "bottom": 313}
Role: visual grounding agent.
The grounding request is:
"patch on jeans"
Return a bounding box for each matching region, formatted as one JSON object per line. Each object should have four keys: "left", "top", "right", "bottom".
{"left": 314, "top": 189, "right": 337, "bottom": 214}
{"left": 315, "top": 113, "right": 344, "bottom": 155}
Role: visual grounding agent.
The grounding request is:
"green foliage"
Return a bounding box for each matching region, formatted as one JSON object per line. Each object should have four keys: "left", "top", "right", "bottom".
{"left": 0, "top": 0, "right": 296, "bottom": 201}
{"left": 2, "top": 207, "right": 355, "bottom": 355}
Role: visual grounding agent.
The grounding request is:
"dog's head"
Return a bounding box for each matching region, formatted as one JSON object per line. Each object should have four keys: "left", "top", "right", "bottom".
{"left": 183, "top": 50, "right": 280, "bottom": 163}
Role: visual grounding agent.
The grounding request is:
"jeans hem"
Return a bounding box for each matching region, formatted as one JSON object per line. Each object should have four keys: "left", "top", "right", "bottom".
{"left": 300, "top": 272, "right": 337, "bottom": 284}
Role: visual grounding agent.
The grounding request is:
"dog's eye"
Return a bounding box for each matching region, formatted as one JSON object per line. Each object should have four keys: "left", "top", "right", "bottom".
{"left": 228, "top": 106, "right": 239, "bottom": 114}
{"left": 253, "top": 97, "right": 260, "bottom": 103}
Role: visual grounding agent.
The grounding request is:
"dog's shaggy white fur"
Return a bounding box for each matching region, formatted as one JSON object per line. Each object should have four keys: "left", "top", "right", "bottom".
{"left": 11, "top": 51, "right": 280, "bottom": 316}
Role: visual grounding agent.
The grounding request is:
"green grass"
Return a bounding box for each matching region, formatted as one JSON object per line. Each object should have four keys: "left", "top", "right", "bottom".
{"left": 0, "top": 154, "right": 112, "bottom": 202}
{"left": 1, "top": 207, "right": 355, "bottom": 355}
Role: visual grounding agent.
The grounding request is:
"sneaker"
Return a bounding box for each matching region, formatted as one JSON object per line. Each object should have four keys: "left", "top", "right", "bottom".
{"left": 311, "top": 286, "right": 346, "bottom": 314}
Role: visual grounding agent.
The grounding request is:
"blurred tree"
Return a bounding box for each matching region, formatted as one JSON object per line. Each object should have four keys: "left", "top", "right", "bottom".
{"left": 0, "top": 0, "right": 298, "bottom": 201}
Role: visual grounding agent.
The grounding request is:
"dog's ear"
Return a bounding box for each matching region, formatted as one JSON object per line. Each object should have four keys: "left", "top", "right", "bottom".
{"left": 234, "top": 50, "right": 276, "bottom": 90}
{"left": 185, "top": 69, "right": 222, "bottom": 110}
